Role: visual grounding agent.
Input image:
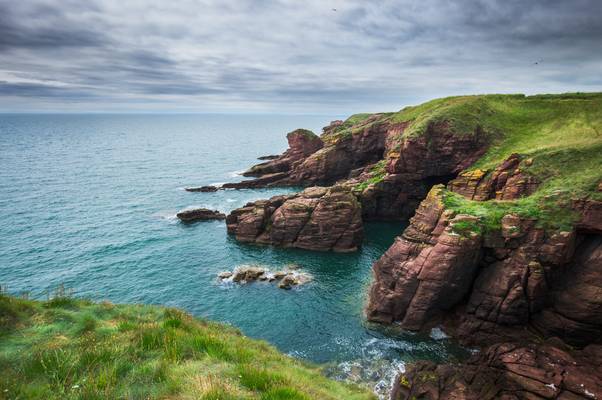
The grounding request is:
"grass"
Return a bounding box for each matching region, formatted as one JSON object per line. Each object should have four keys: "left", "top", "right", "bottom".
{"left": 335, "top": 93, "right": 602, "bottom": 231}
{"left": 354, "top": 160, "right": 388, "bottom": 192}
{"left": 323, "top": 113, "right": 393, "bottom": 144}
{"left": 0, "top": 294, "right": 375, "bottom": 400}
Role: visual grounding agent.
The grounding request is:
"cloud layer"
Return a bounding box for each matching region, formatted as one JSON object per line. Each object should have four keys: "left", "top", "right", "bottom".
{"left": 1, "top": 0, "right": 601, "bottom": 113}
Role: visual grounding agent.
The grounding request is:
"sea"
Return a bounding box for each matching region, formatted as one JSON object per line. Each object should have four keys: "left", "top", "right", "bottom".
{"left": 0, "top": 114, "right": 466, "bottom": 397}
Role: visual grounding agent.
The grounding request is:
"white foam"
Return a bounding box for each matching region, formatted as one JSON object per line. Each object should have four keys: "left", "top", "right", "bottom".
{"left": 430, "top": 327, "right": 449, "bottom": 340}
{"left": 152, "top": 210, "right": 179, "bottom": 223}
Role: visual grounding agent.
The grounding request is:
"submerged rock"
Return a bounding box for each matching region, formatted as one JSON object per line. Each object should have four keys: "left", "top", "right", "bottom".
{"left": 176, "top": 208, "right": 226, "bottom": 222}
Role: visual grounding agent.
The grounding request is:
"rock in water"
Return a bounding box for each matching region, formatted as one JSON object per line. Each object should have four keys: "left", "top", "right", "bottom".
{"left": 231, "top": 266, "right": 266, "bottom": 282}
{"left": 226, "top": 185, "right": 363, "bottom": 252}
{"left": 176, "top": 208, "right": 226, "bottom": 222}
{"left": 217, "top": 271, "right": 233, "bottom": 279}
{"left": 257, "top": 155, "right": 280, "bottom": 160}
{"left": 278, "top": 274, "right": 297, "bottom": 290}
{"left": 185, "top": 185, "right": 219, "bottom": 192}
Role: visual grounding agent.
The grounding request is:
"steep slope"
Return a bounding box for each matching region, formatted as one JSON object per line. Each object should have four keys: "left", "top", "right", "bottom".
{"left": 0, "top": 294, "right": 375, "bottom": 400}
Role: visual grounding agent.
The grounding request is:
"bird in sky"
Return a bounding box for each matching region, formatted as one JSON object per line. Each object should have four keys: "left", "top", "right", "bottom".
{"left": 332, "top": 8, "right": 337, "bottom": 11}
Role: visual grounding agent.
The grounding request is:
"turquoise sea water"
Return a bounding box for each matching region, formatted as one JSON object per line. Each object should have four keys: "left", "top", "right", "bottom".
{"left": 0, "top": 114, "right": 465, "bottom": 394}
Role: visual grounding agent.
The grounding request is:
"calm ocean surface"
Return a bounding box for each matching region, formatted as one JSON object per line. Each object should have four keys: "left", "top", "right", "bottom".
{"left": 0, "top": 114, "right": 465, "bottom": 393}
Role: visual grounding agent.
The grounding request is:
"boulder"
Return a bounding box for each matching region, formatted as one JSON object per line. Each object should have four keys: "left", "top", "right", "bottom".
{"left": 176, "top": 208, "right": 226, "bottom": 222}
{"left": 232, "top": 266, "right": 266, "bottom": 282}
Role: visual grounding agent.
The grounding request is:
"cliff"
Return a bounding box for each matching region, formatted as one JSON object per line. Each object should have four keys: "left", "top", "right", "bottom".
{"left": 0, "top": 293, "right": 375, "bottom": 399}
{"left": 221, "top": 93, "right": 602, "bottom": 399}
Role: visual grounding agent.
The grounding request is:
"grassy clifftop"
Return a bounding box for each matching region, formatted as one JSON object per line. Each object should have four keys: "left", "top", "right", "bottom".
{"left": 341, "top": 93, "right": 602, "bottom": 230}
{"left": 0, "top": 294, "right": 374, "bottom": 400}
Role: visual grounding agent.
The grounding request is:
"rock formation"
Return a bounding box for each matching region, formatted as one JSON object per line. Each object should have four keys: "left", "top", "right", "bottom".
{"left": 242, "top": 129, "right": 323, "bottom": 178}
{"left": 226, "top": 185, "right": 363, "bottom": 252}
{"left": 392, "top": 341, "right": 602, "bottom": 400}
{"left": 199, "top": 93, "right": 602, "bottom": 399}
{"left": 176, "top": 208, "right": 226, "bottom": 222}
{"left": 367, "top": 184, "right": 602, "bottom": 348}
{"left": 366, "top": 186, "right": 484, "bottom": 328}
{"left": 185, "top": 185, "right": 219, "bottom": 192}
{"left": 217, "top": 265, "right": 312, "bottom": 289}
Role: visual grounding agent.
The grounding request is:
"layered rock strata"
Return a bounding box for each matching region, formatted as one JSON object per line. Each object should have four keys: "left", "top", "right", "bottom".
{"left": 226, "top": 186, "right": 363, "bottom": 252}
{"left": 392, "top": 341, "right": 602, "bottom": 400}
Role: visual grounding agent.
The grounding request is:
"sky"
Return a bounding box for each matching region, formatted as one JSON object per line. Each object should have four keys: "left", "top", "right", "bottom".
{"left": 0, "top": 0, "right": 601, "bottom": 114}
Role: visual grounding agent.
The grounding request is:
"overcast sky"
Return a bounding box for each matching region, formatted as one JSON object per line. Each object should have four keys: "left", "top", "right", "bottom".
{"left": 1, "top": 0, "right": 601, "bottom": 113}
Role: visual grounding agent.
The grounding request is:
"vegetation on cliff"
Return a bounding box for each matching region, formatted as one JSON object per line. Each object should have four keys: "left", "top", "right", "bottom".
{"left": 0, "top": 293, "right": 374, "bottom": 400}
{"left": 348, "top": 92, "right": 602, "bottom": 231}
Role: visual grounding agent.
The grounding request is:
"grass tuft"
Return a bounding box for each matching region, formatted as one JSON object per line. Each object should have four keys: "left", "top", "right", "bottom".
{"left": 0, "top": 293, "right": 375, "bottom": 400}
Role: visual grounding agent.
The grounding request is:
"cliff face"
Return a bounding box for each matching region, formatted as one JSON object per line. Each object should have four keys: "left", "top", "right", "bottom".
{"left": 226, "top": 186, "right": 363, "bottom": 252}
{"left": 391, "top": 341, "right": 602, "bottom": 400}
{"left": 218, "top": 93, "right": 602, "bottom": 398}
{"left": 366, "top": 140, "right": 602, "bottom": 347}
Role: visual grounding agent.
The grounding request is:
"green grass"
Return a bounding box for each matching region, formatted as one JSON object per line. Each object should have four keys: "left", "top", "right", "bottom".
{"left": 338, "top": 93, "right": 602, "bottom": 231}
{"left": 354, "top": 160, "right": 388, "bottom": 192}
{"left": 323, "top": 113, "right": 393, "bottom": 144}
{"left": 0, "top": 294, "right": 375, "bottom": 400}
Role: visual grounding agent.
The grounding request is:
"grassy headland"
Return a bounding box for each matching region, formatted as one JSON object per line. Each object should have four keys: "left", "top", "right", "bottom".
{"left": 0, "top": 293, "right": 374, "bottom": 400}
{"left": 344, "top": 93, "right": 602, "bottom": 231}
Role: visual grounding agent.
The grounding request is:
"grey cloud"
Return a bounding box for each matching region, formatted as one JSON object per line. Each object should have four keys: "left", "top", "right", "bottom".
{"left": 0, "top": 0, "right": 600, "bottom": 113}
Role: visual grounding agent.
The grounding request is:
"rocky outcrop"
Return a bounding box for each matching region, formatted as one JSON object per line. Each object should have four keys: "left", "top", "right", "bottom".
{"left": 392, "top": 341, "right": 602, "bottom": 400}
{"left": 217, "top": 265, "right": 313, "bottom": 289}
{"left": 226, "top": 117, "right": 395, "bottom": 189}
{"left": 185, "top": 185, "right": 219, "bottom": 192}
{"left": 367, "top": 183, "right": 602, "bottom": 349}
{"left": 226, "top": 186, "right": 363, "bottom": 252}
{"left": 356, "top": 121, "right": 489, "bottom": 220}
{"left": 242, "top": 129, "right": 323, "bottom": 177}
{"left": 176, "top": 208, "right": 226, "bottom": 222}
{"left": 366, "top": 186, "right": 483, "bottom": 328}
{"left": 448, "top": 153, "right": 539, "bottom": 201}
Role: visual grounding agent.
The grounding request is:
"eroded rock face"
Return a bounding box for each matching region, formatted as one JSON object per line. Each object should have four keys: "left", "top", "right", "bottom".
{"left": 367, "top": 183, "right": 602, "bottom": 348}
{"left": 226, "top": 186, "right": 363, "bottom": 252}
{"left": 286, "top": 120, "right": 391, "bottom": 186}
{"left": 532, "top": 235, "right": 602, "bottom": 347}
{"left": 392, "top": 342, "right": 602, "bottom": 400}
{"left": 366, "top": 186, "right": 483, "bottom": 328}
{"left": 242, "top": 129, "right": 323, "bottom": 177}
{"left": 357, "top": 121, "right": 489, "bottom": 220}
{"left": 176, "top": 208, "right": 226, "bottom": 222}
{"left": 448, "top": 153, "right": 540, "bottom": 201}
